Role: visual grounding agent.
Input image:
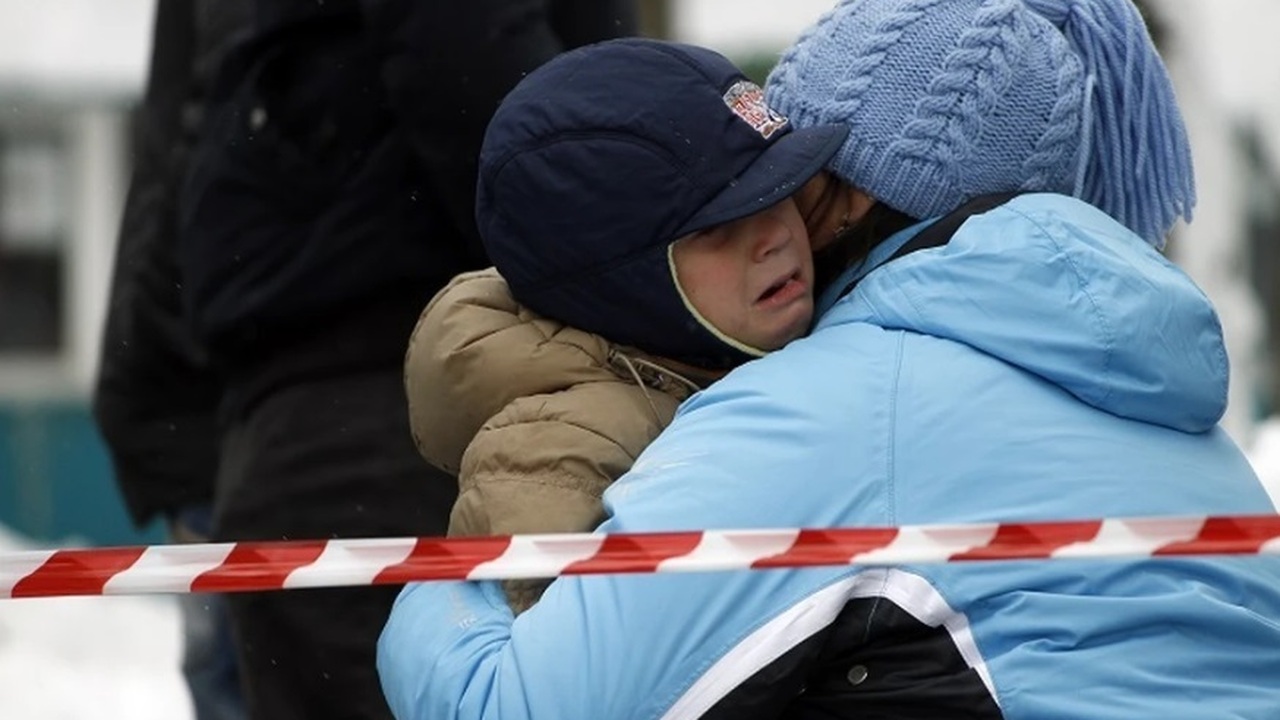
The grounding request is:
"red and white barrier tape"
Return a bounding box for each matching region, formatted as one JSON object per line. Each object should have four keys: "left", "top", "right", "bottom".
{"left": 3, "top": 514, "right": 1279, "bottom": 599}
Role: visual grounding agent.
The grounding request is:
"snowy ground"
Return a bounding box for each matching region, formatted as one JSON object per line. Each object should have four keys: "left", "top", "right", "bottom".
{"left": 0, "top": 525, "right": 193, "bottom": 720}
{"left": 1, "top": 431, "right": 1278, "bottom": 720}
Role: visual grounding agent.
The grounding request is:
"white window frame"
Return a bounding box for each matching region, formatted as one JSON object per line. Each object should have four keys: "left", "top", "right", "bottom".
{"left": 0, "top": 101, "right": 127, "bottom": 402}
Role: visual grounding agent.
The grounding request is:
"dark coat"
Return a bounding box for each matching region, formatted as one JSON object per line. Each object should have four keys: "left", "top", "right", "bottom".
{"left": 177, "top": 0, "right": 638, "bottom": 411}
{"left": 93, "top": 0, "right": 253, "bottom": 527}
{"left": 95, "top": 0, "right": 637, "bottom": 526}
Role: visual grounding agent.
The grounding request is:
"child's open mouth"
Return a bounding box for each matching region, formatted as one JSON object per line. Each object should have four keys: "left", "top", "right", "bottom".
{"left": 757, "top": 272, "right": 806, "bottom": 306}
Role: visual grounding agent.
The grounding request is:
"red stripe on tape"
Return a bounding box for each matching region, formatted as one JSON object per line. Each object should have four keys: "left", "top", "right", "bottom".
{"left": 752, "top": 528, "right": 900, "bottom": 569}
{"left": 192, "top": 541, "right": 328, "bottom": 593}
{"left": 1155, "top": 516, "right": 1280, "bottom": 557}
{"left": 374, "top": 536, "right": 513, "bottom": 584}
{"left": 4, "top": 514, "right": 1278, "bottom": 600}
{"left": 950, "top": 520, "right": 1104, "bottom": 561}
{"left": 562, "top": 533, "right": 704, "bottom": 575}
{"left": 10, "top": 547, "right": 147, "bottom": 598}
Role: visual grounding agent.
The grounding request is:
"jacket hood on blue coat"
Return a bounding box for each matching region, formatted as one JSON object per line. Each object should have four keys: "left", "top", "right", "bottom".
{"left": 819, "top": 194, "right": 1227, "bottom": 433}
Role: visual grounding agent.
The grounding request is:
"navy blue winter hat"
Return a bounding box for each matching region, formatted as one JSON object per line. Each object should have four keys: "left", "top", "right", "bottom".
{"left": 477, "top": 38, "right": 848, "bottom": 369}
{"left": 766, "top": 0, "right": 1195, "bottom": 249}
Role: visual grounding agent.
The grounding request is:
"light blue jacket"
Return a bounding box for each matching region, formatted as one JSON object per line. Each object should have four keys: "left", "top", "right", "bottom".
{"left": 378, "top": 194, "right": 1280, "bottom": 719}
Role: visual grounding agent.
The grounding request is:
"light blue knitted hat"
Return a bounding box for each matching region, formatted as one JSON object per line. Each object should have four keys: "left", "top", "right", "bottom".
{"left": 766, "top": 0, "right": 1194, "bottom": 248}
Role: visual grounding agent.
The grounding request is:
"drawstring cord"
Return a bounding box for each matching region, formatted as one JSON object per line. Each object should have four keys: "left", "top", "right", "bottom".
{"left": 609, "top": 351, "right": 704, "bottom": 424}
{"left": 611, "top": 351, "right": 663, "bottom": 423}
{"left": 626, "top": 356, "right": 702, "bottom": 396}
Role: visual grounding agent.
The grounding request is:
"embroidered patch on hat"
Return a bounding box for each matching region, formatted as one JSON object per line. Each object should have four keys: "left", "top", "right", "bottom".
{"left": 723, "top": 80, "right": 788, "bottom": 139}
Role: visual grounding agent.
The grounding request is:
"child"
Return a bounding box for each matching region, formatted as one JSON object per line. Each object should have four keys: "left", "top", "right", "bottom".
{"left": 403, "top": 38, "right": 847, "bottom": 611}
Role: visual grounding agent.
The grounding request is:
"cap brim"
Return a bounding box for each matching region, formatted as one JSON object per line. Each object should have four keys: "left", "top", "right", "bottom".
{"left": 674, "top": 123, "right": 849, "bottom": 237}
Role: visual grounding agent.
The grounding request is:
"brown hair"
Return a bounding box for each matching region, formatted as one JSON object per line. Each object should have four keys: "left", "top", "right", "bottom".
{"left": 813, "top": 202, "right": 918, "bottom": 295}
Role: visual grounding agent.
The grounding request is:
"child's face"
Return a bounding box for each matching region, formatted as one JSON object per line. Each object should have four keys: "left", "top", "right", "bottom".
{"left": 671, "top": 198, "right": 815, "bottom": 352}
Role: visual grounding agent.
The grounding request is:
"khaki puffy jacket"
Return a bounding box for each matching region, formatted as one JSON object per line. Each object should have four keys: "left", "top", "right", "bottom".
{"left": 405, "top": 269, "right": 711, "bottom": 611}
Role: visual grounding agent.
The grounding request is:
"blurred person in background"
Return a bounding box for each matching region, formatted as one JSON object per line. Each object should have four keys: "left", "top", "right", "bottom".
{"left": 94, "top": 1, "right": 252, "bottom": 719}
{"left": 97, "top": 1, "right": 637, "bottom": 719}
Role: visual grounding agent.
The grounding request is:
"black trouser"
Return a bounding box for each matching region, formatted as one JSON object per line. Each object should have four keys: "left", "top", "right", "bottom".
{"left": 213, "top": 369, "right": 455, "bottom": 720}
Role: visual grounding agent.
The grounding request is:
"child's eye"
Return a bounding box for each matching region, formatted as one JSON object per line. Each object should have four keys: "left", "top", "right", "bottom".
{"left": 676, "top": 225, "right": 729, "bottom": 252}
{"left": 692, "top": 225, "right": 726, "bottom": 243}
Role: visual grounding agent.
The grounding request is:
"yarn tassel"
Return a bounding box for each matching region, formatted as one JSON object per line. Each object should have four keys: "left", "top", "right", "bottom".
{"left": 1027, "top": 0, "right": 1195, "bottom": 248}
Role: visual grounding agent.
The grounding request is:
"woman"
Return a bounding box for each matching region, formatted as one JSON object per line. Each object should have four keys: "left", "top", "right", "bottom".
{"left": 378, "top": 1, "right": 1280, "bottom": 718}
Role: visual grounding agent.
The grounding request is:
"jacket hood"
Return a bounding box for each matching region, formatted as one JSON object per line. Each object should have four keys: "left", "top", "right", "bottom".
{"left": 477, "top": 39, "right": 845, "bottom": 369}
{"left": 405, "top": 269, "right": 712, "bottom": 474}
{"left": 818, "top": 194, "right": 1227, "bottom": 433}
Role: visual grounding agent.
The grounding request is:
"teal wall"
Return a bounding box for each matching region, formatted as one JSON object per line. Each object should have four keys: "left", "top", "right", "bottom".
{"left": 0, "top": 401, "right": 164, "bottom": 547}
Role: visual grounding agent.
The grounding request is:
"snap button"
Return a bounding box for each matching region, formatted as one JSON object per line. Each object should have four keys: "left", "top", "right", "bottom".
{"left": 846, "top": 664, "right": 869, "bottom": 686}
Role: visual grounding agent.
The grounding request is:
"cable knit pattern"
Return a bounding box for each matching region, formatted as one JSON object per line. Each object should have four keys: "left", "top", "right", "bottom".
{"left": 765, "top": 0, "right": 1196, "bottom": 248}
{"left": 888, "top": 0, "right": 1026, "bottom": 169}
{"left": 767, "top": 5, "right": 836, "bottom": 127}
{"left": 1018, "top": 28, "right": 1085, "bottom": 194}
{"left": 768, "top": 0, "right": 945, "bottom": 136}
{"left": 831, "top": 0, "right": 948, "bottom": 124}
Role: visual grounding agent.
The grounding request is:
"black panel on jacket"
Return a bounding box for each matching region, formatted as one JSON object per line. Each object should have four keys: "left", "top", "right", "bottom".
{"left": 701, "top": 596, "right": 1004, "bottom": 719}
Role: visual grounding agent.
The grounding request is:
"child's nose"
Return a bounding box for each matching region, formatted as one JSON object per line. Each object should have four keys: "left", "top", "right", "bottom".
{"left": 749, "top": 206, "right": 794, "bottom": 261}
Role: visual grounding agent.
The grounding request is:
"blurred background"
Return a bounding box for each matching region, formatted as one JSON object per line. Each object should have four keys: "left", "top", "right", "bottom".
{"left": 0, "top": 1, "right": 1277, "bottom": 717}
